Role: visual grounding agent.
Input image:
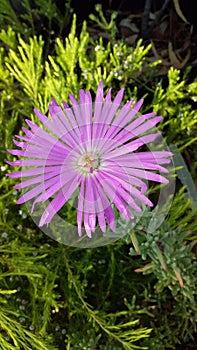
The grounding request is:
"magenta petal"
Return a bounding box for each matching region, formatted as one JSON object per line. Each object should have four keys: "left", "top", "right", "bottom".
{"left": 94, "top": 176, "right": 116, "bottom": 231}
{"left": 114, "top": 99, "right": 143, "bottom": 129}
{"left": 62, "top": 100, "right": 69, "bottom": 109}
{"left": 99, "top": 170, "right": 153, "bottom": 208}
{"left": 39, "top": 176, "right": 81, "bottom": 226}
{"left": 79, "top": 89, "right": 85, "bottom": 104}
{"left": 6, "top": 160, "right": 23, "bottom": 167}
{"left": 34, "top": 109, "right": 48, "bottom": 124}
{"left": 124, "top": 112, "right": 156, "bottom": 133}
{"left": 108, "top": 99, "right": 144, "bottom": 141}
{"left": 31, "top": 169, "right": 78, "bottom": 206}
{"left": 109, "top": 151, "right": 172, "bottom": 164}
{"left": 104, "top": 205, "right": 116, "bottom": 231}
{"left": 103, "top": 165, "right": 148, "bottom": 193}
{"left": 107, "top": 113, "right": 158, "bottom": 147}
{"left": 7, "top": 149, "right": 26, "bottom": 156}
{"left": 13, "top": 172, "right": 60, "bottom": 189}
{"left": 92, "top": 180, "right": 106, "bottom": 233}
{"left": 52, "top": 97, "right": 59, "bottom": 106}
{"left": 69, "top": 94, "right": 78, "bottom": 106}
{"left": 15, "top": 134, "right": 29, "bottom": 142}
{"left": 113, "top": 88, "right": 124, "bottom": 105}
{"left": 34, "top": 108, "right": 70, "bottom": 144}
{"left": 95, "top": 90, "right": 125, "bottom": 145}
{"left": 105, "top": 88, "right": 112, "bottom": 103}
{"left": 125, "top": 167, "right": 169, "bottom": 183}
{"left": 137, "top": 132, "right": 161, "bottom": 144}
{"left": 25, "top": 119, "right": 39, "bottom": 131}
{"left": 22, "top": 127, "right": 33, "bottom": 138}
{"left": 131, "top": 116, "right": 163, "bottom": 136}
{"left": 131, "top": 99, "right": 144, "bottom": 113}
{"left": 103, "top": 101, "right": 134, "bottom": 141}
{"left": 83, "top": 177, "right": 96, "bottom": 236}
{"left": 7, "top": 165, "right": 55, "bottom": 179}
{"left": 83, "top": 214, "right": 92, "bottom": 237}
{"left": 97, "top": 173, "right": 126, "bottom": 217}
{"left": 77, "top": 177, "right": 85, "bottom": 236}
{"left": 17, "top": 184, "right": 45, "bottom": 204}
{"left": 16, "top": 170, "right": 73, "bottom": 204}
{"left": 104, "top": 140, "right": 143, "bottom": 158}
{"left": 13, "top": 139, "right": 27, "bottom": 148}
{"left": 96, "top": 81, "right": 104, "bottom": 103}
{"left": 97, "top": 211, "right": 106, "bottom": 233}
{"left": 88, "top": 215, "right": 96, "bottom": 233}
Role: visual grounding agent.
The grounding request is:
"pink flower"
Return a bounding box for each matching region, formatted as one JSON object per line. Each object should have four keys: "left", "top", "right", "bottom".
{"left": 7, "top": 82, "right": 172, "bottom": 238}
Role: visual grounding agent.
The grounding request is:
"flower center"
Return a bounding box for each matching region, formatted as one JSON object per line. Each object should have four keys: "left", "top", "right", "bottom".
{"left": 76, "top": 152, "right": 101, "bottom": 175}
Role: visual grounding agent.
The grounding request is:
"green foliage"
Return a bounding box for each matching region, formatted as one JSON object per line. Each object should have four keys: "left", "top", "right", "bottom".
{"left": 0, "top": 0, "right": 72, "bottom": 41}
{"left": 129, "top": 207, "right": 197, "bottom": 300}
{"left": 89, "top": 3, "right": 118, "bottom": 43}
{"left": 170, "top": 144, "right": 197, "bottom": 208}
{"left": 0, "top": 2, "right": 197, "bottom": 350}
{"left": 0, "top": 27, "right": 17, "bottom": 50}
{"left": 6, "top": 36, "right": 44, "bottom": 101}
{"left": 0, "top": 305, "right": 57, "bottom": 349}
{"left": 152, "top": 67, "right": 197, "bottom": 150}
{"left": 128, "top": 191, "right": 197, "bottom": 348}
{"left": 0, "top": 242, "right": 59, "bottom": 349}
{"left": 0, "top": 0, "right": 23, "bottom": 34}
{"left": 0, "top": 15, "right": 161, "bottom": 111}
{"left": 63, "top": 253, "right": 151, "bottom": 350}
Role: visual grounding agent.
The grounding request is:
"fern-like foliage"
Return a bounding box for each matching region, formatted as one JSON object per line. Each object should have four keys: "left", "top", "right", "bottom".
{"left": 152, "top": 67, "right": 197, "bottom": 149}
{"left": 6, "top": 36, "right": 44, "bottom": 101}
{"left": 0, "top": 0, "right": 73, "bottom": 43}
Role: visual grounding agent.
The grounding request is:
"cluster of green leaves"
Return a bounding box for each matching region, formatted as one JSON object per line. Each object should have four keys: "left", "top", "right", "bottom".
{"left": 152, "top": 67, "right": 197, "bottom": 151}
{"left": 128, "top": 195, "right": 197, "bottom": 345}
{"left": 0, "top": 0, "right": 72, "bottom": 42}
{"left": 0, "top": 1, "right": 197, "bottom": 349}
{"left": 0, "top": 232, "right": 152, "bottom": 349}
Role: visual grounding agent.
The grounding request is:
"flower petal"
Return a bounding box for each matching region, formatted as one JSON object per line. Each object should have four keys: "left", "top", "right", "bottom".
{"left": 39, "top": 175, "right": 81, "bottom": 226}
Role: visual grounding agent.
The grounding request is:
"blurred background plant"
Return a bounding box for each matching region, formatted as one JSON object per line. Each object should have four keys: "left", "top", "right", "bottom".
{"left": 0, "top": 0, "right": 197, "bottom": 349}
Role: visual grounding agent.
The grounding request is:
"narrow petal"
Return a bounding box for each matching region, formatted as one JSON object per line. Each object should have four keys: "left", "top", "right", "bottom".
{"left": 31, "top": 171, "right": 77, "bottom": 211}
{"left": 98, "top": 171, "right": 147, "bottom": 214}
{"left": 95, "top": 81, "right": 104, "bottom": 104}
{"left": 16, "top": 170, "right": 71, "bottom": 204}
{"left": 102, "top": 100, "right": 134, "bottom": 142}
{"left": 22, "top": 127, "right": 33, "bottom": 138}
{"left": 97, "top": 173, "right": 131, "bottom": 220}
{"left": 69, "top": 93, "right": 79, "bottom": 106}
{"left": 103, "top": 165, "right": 148, "bottom": 193}
{"left": 34, "top": 108, "right": 71, "bottom": 145}
{"left": 94, "top": 88, "right": 125, "bottom": 148}
{"left": 131, "top": 117, "right": 163, "bottom": 137}
{"left": 79, "top": 89, "right": 85, "bottom": 104}
{"left": 111, "top": 98, "right": 144, "bottom": 134}
{"left": 104, "top": 140, "right": 143, "bottom": 158}
{"left": 108, "top": 115, "right": 161, "bottom": 147}
{"left": 94, "top": 176, "right": 116, "bottom": 231}
{"left": 105, "top": 158, "right": 168, "bottom": 173}
{"left": 39, "top": 176, "right": 81, "bottom": 226}
{"left": 25, "top": 119, "right": 39, "bottom": 131}
{"left": 92, "top": 179, "right": 106, "bottom": 233}
{"left": 124, "top": 167, "right": 169, "bottom": 183}
{"left": 13, "top": 172, "right": 60, "bottom": 189}
{"left": 77, "top": 177, "right": 85, "bottom": 236}
{"left": 13, "top": 139, "right": 27, "bottom": 148}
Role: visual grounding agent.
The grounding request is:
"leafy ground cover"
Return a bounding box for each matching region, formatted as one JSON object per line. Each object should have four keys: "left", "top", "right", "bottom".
{"left": 0, "top": 1, "right": 197, "bottom": 349}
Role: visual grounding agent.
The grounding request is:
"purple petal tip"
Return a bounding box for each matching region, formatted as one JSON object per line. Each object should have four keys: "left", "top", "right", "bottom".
{"left": 16, "top": 197, "right": 23, "bottom": 204}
